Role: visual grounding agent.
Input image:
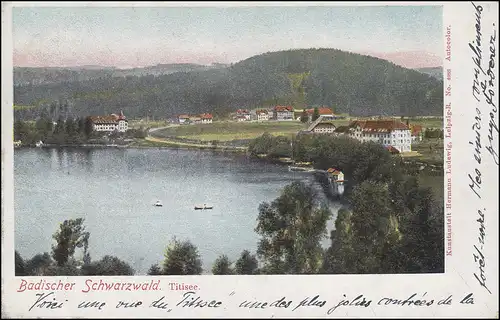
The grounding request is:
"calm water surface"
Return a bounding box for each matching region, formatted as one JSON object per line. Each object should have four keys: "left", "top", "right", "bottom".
{"left": 14, "top": 148, "right": 340, "bottom": 274}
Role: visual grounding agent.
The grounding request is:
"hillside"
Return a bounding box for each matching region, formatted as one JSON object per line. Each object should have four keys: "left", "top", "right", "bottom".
{"left": 415, "top": 67, "right": 443, "bottom": 80}
{"left": 13, "top": 48, "right": 443, "bottom": 120}
{"left": 13, "top": 63, "right": 225, "bottom": 86}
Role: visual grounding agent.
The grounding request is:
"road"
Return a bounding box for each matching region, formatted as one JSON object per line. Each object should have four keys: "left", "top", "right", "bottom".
{"left": 144, "top": 124, "right": 247, "bottom": 151}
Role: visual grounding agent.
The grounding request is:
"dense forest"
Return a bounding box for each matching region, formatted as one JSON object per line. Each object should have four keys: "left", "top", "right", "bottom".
{"left": 13, "top": 63, "right": 225, "bottom": 86}
{"left": 415, "top": 67, "right": 444, "bottom": 80}
{"left": 14, "top": 49, "right": 443, "bottom": 120}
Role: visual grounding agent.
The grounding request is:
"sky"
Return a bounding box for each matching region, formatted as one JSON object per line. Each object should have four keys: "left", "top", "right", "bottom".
{"left": 12, "top": 5, "right": 443, "bottom": 69}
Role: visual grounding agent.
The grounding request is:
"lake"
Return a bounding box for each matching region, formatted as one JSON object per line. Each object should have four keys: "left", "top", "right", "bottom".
{"left": 14, "top": 148, "right": 341, "bottom": 275}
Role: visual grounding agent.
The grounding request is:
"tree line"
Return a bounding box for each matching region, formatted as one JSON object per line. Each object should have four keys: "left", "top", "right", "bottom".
{"left": 14, "top": 48, "right": 443, "bottom": 120}
{"left": 13, "top": 117, "right": 147, "bottom": 146}
{"left": 15, "top": 218, "right": 260, "bottom": 276}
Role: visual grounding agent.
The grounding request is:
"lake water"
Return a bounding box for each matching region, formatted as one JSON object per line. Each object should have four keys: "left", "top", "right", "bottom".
{"left": 14, "top": 148, "right": 341, "bottom": 275}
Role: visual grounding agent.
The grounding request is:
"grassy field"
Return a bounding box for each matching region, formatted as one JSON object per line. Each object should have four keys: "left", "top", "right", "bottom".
{"left": 152, "top": 121, "right": 310, "bottom": 141}
{"left": 406, "top": 117, "right": 443, "bottom": 129}
{"left": 128, "top": 120, "right": 169, "bottom": 129}
{"left": 412, "top": 138, "right": 444, "bottom": 164}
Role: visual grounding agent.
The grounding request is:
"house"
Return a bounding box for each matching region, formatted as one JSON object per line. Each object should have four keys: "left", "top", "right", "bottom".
{"left": 327, "top": 167, "right": 345, "bottom": 184}
{"left": 236, "top": 109, "right": 251, "bottom": 121}
{"left": 347, "top": 119, "right": 412, "bottom": 152}
{"left": 273, "top": 106, "right": 294, "bottom": 121}
{"left": 200, "top": 113, "right": 213, "bottom": 124}
{"left": 178, "top": 114, "right": 190, "bottom": 124}
{"left": 308, "top": 107, "right": 334, "bottom": 118}
{"left": 311, "top": 122, "right": 337, "bottom": 134}
{"left": 90, "top": 111, "right": 128, "bottom": 132}
{"left": 256, "top": 109, "right": 270, "bottom": 121}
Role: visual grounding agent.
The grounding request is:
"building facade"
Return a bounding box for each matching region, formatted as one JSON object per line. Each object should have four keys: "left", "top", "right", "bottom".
{"left": 200, "top": 113, "right": 213, "bottom": 124}
{"left": 312, "top": 122, "right": 337, "bottom": 134}
{"left": 236, "top": 109, "right": 251, "bottom": 121}
{"left": 90, "top": 111, "right": 128, "bottom": 132}
{"left": 256, "top": 109, "right": 270, "bottom": 121}
{"left": 347, "top": 120, "right": 412, "bottom": 152}
{"left": 273, "top": 106, "right": 294, "bottom": 121}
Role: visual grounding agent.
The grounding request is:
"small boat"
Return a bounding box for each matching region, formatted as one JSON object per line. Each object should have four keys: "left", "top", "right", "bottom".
{"left": 153, "top": 200, "right": 163, "bottom": 207}
{"left": 35, "top": 141, "right": 44, "bottom": 148}
{"left": 194, "top": 204, "right": 213, "bottom": 210}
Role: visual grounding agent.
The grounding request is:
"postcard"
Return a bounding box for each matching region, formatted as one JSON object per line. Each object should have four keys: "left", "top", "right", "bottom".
{"left": 1, "top": 1, "right": 498, "bottom": 318}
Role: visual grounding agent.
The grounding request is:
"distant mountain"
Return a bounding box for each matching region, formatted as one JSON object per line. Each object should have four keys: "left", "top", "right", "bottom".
{"left": 415, "top": 67, "right": 443, "bottom": 80}
{"left": 14, "top": 48, "right": 443, "bottom": 120}
{"left": 13, "top": 63, "right": 225, "bottom": 86}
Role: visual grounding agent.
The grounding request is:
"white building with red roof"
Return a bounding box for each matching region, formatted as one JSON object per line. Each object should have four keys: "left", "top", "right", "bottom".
{"left": 347, "top": 119, "right": 412, "bottom": 152}
{"left": 90, "top": 111, "right": 129, "bottom": 132}
{"left": 236, "top": 109, "right": 251, "bottom": 121}
{"left": 256, "top": 109, "right": 270, "bottom": 121}
{"left": 200, "top": 113, "right": 213, "bottom": 124}
{"left": 273, "top": 106, "right": 294, "bottom": 121}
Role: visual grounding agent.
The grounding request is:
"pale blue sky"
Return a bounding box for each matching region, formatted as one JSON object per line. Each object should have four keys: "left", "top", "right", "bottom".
{"left": 13, "top": 5, "right": 443, "bottom": 68}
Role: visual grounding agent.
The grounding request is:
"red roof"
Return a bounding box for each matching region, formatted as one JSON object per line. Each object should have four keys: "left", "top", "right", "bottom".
{"left": 274, "top": 106, "right": 293, "bottom": 112}
{"left": 237, "top": 109, "right": 250, "bottom": 114}
{"left": 256, "top": 109, "right": 268, "bottom": 115}
{"left": 327, "top": 167, "right": 342, "bottom": 175}
{"left": 307, "top": 107, "right": 333, "bottom": 115}
{"left": 385, "top": 145, "right": 400, "bottom": 154}
{"left": 178, "top": 114, "right": 190, "bottom": 119}
{"left": 410, "top": 124, "right": 423, "bottom": 136}
{"left": 349, "top": 120, "right": 409, "bottom": 132}
{"left": 200, "top": 113, "right": 213, "bottom": 119}
{"left": 90, "top": 113, "right": 127, "bottom": 124}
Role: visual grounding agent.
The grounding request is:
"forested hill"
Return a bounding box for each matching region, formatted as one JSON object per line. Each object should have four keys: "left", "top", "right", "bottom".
{"left": 13, "top": 63, "right": 224, "bottom": 86}
{"left": 415, "top": 67, "right": 443, "bottom": 80}
{"left": 14, "top": 48, "right": 443, "bottom": 120}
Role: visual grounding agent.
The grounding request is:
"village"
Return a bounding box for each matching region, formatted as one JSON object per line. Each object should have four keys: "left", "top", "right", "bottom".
{"left": 82, "top": 105, "right": 427, "bottom": 155}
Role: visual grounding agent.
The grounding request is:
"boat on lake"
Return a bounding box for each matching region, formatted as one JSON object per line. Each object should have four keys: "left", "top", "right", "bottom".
{"left": 194, "top": 204, "right": 213, "bottom": 210}
{"left": 153, "top": 200, "right": 163, "bottom": 207}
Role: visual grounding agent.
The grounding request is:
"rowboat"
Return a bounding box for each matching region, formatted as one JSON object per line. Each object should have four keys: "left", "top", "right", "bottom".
{"left": 194, "top": 204, "right": 213, "bottom": 210}
{"left": 153, "top": 200, "right": 163, "bottom": 207}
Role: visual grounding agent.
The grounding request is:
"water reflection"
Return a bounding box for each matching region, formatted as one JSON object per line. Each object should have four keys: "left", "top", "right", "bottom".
{"left": 14, "top": 148, "right": 341, "bottom": 274}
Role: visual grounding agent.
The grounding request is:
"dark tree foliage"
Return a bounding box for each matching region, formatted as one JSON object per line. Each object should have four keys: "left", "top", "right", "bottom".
{"left": 162, "top": 238, "right": 203, "bottom": 275}
{"left": 147, "top": 264, "right": 163, "bottom": 275}
{"left": 81, "top": 255, "right": 135, "bottom": 276}
{"left": 212, "top": 255, "right": 234, "bottom": 275}
{"left": 14, "top": 49, "right": 443, "bottom": 120}
{"left": 52, "top": 218, "right": 90, "bottom": 267}
{"left": 15, "top": 250, "right": 26, "bottom": 276}
{"left": 235, "top": 250, "right": 259, "bottom": 275}
{"left": 255, "top": 181, "right": 331, "bottom": 274}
